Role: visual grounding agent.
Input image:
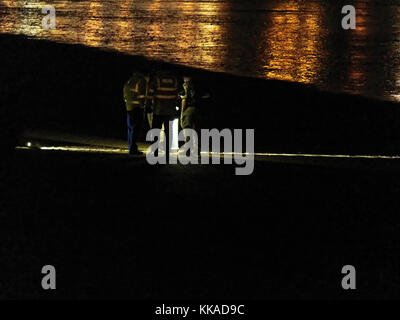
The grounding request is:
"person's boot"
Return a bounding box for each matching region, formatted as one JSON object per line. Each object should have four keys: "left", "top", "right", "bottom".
{"left": 129, "top": 145, "right": 142, "bottom": 155}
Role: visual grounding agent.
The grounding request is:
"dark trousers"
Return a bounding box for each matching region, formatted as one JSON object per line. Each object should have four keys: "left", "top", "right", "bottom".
{"left": 127, "top": 108, "right": 144, "bottom": 153}
{"left": 152, "top": 114, "right": 176, "bottom": 158}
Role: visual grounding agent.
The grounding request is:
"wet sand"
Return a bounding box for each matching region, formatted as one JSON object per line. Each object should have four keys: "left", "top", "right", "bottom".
{"left": 2, "top": 34, "right": 400, "bottom": 299}
{"left": 2, "top": 34, "right": 400, "bottom": 155}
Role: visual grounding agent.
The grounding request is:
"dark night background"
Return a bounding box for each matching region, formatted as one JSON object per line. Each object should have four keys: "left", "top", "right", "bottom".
{"left": 1, "top": 0, "right": 400, "bottom": 300}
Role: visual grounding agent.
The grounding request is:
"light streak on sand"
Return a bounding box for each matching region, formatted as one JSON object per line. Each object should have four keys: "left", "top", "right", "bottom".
{"left": 253, "top": 153, "right": 400, "bottom": 160}
{"left": 16, "top": 146, "right": 400, "bottom": 160}
{"left": 16, "top": 146, "right": 127, "bottom": 154}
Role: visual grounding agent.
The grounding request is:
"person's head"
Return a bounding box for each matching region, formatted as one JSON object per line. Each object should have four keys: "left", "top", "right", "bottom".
{"left": 183, "top": 75, "right": 192, "bottom": 83}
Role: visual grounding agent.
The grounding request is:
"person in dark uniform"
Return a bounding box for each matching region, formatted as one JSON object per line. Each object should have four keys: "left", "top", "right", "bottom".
{"left": 180, "top": 76, "right": 198, "bottom": 132}
{"left": 149, "top": 70, "right": 179, "bottom": 160}
{"left": 179, "top": 75, "right": 210, "bottom": 153}
{"left": 123, "top": 72, "right": 151, "bottom": 155}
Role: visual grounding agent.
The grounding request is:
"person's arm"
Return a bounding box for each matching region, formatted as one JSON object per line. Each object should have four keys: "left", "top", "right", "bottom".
{"left": 180, "top": 85, "right": 188, "bottom": 116}
{"left": 147, "top": 78, "right": 157, "bottom": 111}
{"left": 181, "top": 96, "right": 187, "bottom": 114}
{"left": 123, "top": 81, "right": 133, "bottom": 108}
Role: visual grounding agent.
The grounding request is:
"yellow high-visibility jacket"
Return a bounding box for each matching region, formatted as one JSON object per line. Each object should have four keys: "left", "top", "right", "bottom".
{"left": 149, "top": 71, "right": 179, "bottom": 116}
{"left": 123, "top": 72, "right": 148, "bottom": 111}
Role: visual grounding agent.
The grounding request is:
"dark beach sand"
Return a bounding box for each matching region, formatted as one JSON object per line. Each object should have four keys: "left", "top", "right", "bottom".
{"left": 2, "top": 148, "right": 400, "bottom": 299}
{"left": 1, "top": 34, "right": 400, "bottom": 299}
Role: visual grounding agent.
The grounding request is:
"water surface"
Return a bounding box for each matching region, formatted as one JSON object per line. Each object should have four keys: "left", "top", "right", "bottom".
{"left": 2, "top": 0, "right": 400, "bottom": 101}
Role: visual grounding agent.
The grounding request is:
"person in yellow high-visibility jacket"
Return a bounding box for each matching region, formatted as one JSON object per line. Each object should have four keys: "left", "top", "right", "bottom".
{"left": 149, "top": 70, "right": 180, "bottom": 159}
{"left": 123, "top": 72, "right": 151, "bottom": 155}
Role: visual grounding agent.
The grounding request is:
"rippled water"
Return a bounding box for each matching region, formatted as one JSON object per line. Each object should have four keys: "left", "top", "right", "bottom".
{"left": 2, "top": 0, "right": 400, "bottom": 101}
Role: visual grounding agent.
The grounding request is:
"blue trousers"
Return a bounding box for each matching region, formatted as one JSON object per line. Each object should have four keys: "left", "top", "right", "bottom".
{"left": 127, "top": 108, "right": 144, "bottom": 153}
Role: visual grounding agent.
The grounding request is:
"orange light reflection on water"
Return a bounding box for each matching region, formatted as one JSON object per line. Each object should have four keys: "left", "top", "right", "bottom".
{"left": 261, "top": 2, "right": 323, "bottom": 84}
